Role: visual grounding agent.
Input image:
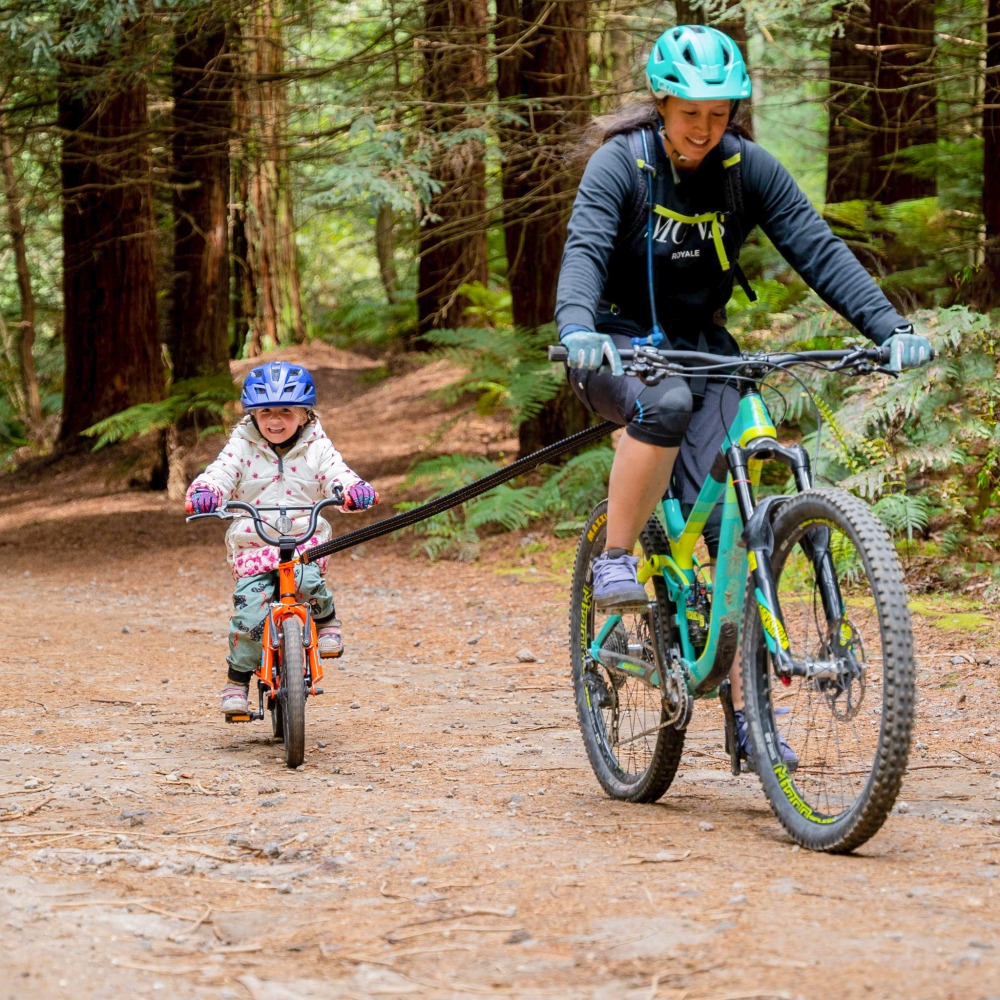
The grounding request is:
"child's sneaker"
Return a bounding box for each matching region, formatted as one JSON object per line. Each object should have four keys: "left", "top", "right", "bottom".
{"left": 220, "top": 681, "right": 249, "bottom": 715}
{"left": 317, "top": 619, "right": 343, "bottom": 658}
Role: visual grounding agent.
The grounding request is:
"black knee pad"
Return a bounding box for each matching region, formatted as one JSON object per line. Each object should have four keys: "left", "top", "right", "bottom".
{"left": 625, "top": 377, "right": 694, "bottom": 448}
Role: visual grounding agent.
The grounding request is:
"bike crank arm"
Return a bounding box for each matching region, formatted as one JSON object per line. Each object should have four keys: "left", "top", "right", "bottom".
{"left": 592, "top": 647, "right": 661, "bottom": 690}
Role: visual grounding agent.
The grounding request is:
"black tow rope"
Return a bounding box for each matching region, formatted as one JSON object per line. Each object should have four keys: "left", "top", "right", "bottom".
{"left": 301, "top": 420, "right": 616, "bottom": 563}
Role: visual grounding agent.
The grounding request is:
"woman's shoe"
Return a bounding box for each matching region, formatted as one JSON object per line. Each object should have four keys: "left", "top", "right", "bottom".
{"left": 733, "top": 709, "right": 799, "bottom": 773}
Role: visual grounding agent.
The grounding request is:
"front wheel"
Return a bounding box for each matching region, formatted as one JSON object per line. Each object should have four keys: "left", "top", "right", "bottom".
{"left": 278, "top": 621, "right": 306, "bottom": 769}
{"left": 741, "top": 488, "right": 915, "bottom": 852}
{"left": 570, "top": 500, "right": 685, "bottom": 803}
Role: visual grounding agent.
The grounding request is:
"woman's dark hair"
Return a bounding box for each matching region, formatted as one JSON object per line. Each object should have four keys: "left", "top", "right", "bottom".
{"left": 570, "top": 95, "right": 755, "bottom": 166}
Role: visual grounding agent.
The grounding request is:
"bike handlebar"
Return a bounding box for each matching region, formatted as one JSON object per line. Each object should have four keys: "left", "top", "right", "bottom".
{"left": 548, "top": 344, "right": 893, "bottom": 369}
{"left": 186, "top": 486, "right": 345, "bottom": 547}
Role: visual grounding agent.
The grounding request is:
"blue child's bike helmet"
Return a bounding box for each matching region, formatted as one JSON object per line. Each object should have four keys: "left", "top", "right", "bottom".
{"left": 241, "top": 361, "right": 317, "bottom": 409}
{"left": 645, "top": 25, "right": 751, "bottom": 101}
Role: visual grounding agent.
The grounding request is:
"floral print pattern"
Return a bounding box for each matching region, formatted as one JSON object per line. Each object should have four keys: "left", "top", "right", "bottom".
{"left": 186, "top": 415, "right": 361, "bottom": 579}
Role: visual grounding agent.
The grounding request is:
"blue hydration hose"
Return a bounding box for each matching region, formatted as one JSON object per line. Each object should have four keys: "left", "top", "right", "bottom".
{"left": 633, "top": 129, "right": 666, "bottom": 350}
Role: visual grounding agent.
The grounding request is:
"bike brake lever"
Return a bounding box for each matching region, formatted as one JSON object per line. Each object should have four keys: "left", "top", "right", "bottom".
{"left": 185, "top": 511, "right": 237, "bottom": 523}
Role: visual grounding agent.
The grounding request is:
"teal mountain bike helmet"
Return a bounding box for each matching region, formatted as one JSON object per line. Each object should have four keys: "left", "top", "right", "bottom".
{"left": 646, "top": 25, "right": 751, "bottom": 102}
{"left": 241, "top": 361, "right": 317, "bottom": 409}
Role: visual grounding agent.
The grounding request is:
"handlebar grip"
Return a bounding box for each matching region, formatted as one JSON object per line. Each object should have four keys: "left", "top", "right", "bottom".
{"left": 548, "top": 344, "right": 636, "bottom": 363}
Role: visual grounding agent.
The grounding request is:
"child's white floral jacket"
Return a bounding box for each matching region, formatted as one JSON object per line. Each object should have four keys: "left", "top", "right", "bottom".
{"left": 187, "top": 416, "right": 363, "bottom": 578}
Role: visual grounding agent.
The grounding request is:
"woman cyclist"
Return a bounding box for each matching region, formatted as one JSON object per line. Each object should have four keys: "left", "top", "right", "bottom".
{"left": 554, "top": 24, "right": 932, "bottom": 768}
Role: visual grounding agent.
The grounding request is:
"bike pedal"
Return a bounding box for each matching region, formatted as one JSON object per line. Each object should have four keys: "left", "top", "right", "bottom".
{"left": 225, "top": 713, "right": 252, "bottom": 724}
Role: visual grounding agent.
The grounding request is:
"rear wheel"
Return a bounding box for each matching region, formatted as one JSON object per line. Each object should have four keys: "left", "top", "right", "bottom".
{"left": 570, "top": 500, "right": 685, "bottom": 803}
{"left": 278, "top": 622, "right": 306, "bottom": 769}
{"left": 741, "top": 488, "right": 915, "bottom": 852}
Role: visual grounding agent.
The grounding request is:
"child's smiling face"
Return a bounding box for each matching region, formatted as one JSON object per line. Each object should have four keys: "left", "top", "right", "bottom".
{"left": 253, "top": 406, "right": 307, "bottom": 445}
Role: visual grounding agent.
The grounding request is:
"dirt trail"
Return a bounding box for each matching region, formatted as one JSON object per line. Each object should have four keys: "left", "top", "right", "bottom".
{"left": 1, "top": 344, "right": 998, "bottom": 1000}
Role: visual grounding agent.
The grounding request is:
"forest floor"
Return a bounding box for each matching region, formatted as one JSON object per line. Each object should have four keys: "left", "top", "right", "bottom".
{"left": 1, "top": 342, "right": 999, "bottom": 1000}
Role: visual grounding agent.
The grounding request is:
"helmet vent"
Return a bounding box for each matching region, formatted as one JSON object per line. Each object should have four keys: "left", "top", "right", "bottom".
{"left": 682, "top": 44, "right": 697, "bottom": 65}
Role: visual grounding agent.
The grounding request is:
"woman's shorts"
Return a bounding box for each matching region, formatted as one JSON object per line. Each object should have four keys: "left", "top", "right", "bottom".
{"left": 565, "top": 331, "right": 740, "bottom": 555}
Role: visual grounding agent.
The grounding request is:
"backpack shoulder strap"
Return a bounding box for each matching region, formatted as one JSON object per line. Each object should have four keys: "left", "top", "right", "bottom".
{"left": 718, "top": 131, "right": 756, "bottom": 302}
{"left": 719, "top": 130, "right": 743, "bottom": 216}
{"left": 622, "top": 128, "right": 655, "bottom": 239}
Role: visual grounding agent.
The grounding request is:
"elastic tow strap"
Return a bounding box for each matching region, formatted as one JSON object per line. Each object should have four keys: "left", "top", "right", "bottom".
{"left": 301, "top": 420, "right": 618, "bottom": 562}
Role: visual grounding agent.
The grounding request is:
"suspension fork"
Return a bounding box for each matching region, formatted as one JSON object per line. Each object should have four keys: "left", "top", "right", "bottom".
{"left": 728, "top": 438, "right": 845, "bottom": 675}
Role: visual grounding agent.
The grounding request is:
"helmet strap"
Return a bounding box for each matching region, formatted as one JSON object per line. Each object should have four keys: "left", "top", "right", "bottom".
{"left": 656, "top": 124, "right": 686, "bottom": 186}
{"left": 658, "top": 124, "right": 688, "bottom": 165}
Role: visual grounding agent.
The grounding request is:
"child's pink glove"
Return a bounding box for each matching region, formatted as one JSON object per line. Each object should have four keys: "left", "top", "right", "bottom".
{"left": 343, "top": 481, "right": 379, "bottom": 511}
{"left": 186, "top": 490, "right": 220, "bottom": 514}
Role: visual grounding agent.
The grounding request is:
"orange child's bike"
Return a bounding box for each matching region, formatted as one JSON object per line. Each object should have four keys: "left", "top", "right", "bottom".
{"left": 187, "top": 488, "right": 344, "bottom": 769}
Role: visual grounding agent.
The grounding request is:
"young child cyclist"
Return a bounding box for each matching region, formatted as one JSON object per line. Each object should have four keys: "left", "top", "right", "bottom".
{"left": 185, "top": 361, "right": 380, "bottom": 717}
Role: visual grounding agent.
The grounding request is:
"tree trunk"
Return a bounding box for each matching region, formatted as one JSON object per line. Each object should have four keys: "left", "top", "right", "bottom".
{"left": 231, "top": 0, "right": 305, "bottom": 357}
{"left": 375, "top": 204, "right": 399, "bottom": 305}
{"left": 416, "top": 0, "right": 489, "bottom": 337}
{"left": 868, "top": 0, "right": 937, "bottom": 203}
{"left": 0, "top": 117, "right": 43, "bottom": 441}
{"left": 58, "top": 20, "right": 163, "bottom": 444}
{"left": 970, "top": 0, "right": 1000, "bottom": 308}
{"left": 674, "top": 2, "right": 704, "bottom": 24}
{"left": 170, "top": 8, "right": 234, "bottom": 380}
{"left": 496, "top": 0, "right": 591, "bottom": 455}
{"left": 497, "top": 0, "right": 589, "bottom": 331}
{"left": 827, "top": 2, "right": 873, "bottom": 203}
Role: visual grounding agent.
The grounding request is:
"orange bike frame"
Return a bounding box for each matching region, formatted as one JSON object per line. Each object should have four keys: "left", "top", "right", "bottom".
{"left": 256, "top": 555, "right": 324, "bottom": 698}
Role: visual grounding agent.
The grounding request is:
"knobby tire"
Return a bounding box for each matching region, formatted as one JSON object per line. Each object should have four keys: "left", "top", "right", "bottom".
{"left": 741, "top": 488, "right": 915, "bottom": 852}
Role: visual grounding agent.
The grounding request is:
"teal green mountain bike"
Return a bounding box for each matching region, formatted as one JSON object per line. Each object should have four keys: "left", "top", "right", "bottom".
{"left": 551, "top": 343, "right": 916, "bottom": 853}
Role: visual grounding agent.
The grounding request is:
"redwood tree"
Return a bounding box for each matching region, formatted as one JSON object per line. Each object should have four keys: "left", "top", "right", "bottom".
{"left": 496, "top": 0, "right": 590, "bottom": 454}
{"left": 170, "top": 7, "right": 234, "bottom": 379}
{"left": 58, "top": 16, "right": 163, "bottom": 443}
{"left": 231, "top": 0, "right": 305, "bottom": 356}
{"left": 826, "top": 2, "right": 873, "bottom": 203}
{"left": 416, "top": 0, "right": 489, "bottom": 336}
{"left": 868, "top": 0, "right": 937, "bottom": 203}
{"left": 971, "top": 0, "right": 1000, "bottom": 307}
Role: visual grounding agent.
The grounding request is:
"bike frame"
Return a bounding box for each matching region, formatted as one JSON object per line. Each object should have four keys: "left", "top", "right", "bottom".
{"left": 258, "top": 548, "right": 324, "bottom": 703}
{"left": 589, "top": 367, "right": 845, "bottom": 699}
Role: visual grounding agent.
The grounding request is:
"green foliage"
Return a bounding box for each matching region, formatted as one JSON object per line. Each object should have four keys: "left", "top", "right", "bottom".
{"left": 421, "top": 307, "right": 563, "bottom": 428}
{"left": 822, "top": 197, "right": 972, "bottom": 308}
{"left": 773, "top": 305, "right": 1000, "bottom": 560}
{"left": 871, "top": 492, "right": 934, "bottom": 543}
{"left": 81, "top": 374, "right": 239, "bottom": 450}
